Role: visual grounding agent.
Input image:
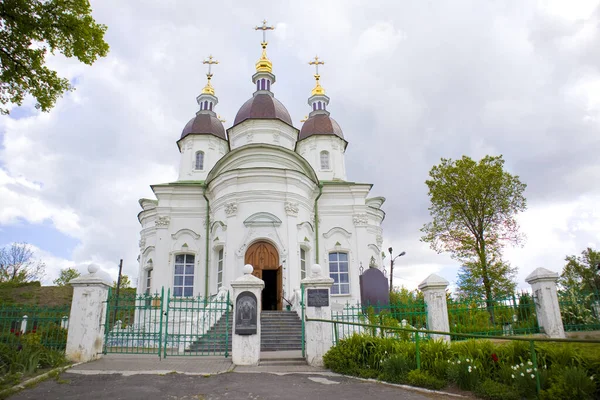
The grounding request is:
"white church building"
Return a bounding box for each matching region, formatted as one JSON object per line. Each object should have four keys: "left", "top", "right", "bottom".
{"left": 136, "top": 25, "right": 386, "bottom": 311}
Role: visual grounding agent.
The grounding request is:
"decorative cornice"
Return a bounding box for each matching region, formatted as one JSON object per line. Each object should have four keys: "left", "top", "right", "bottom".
{"left": 323, "top": 227, "right": 352, "bottom": 239}
{"left": 171, "top": 228, "right": 201, "bottom": 240}
{"left": 285, "top": 201, "right": 299, "bottom": 216}
{"left": 138, "top": 238, "right": 146, "bottom": 249}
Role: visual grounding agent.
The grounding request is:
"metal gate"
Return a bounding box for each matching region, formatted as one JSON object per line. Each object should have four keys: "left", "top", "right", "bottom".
{"left": 103, "top": 287, "right": 231, "bottom": 357}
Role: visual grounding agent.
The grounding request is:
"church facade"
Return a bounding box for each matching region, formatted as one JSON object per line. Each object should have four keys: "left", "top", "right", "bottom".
{"left": 136, "top": 25, "right": 386, "bottom": 311}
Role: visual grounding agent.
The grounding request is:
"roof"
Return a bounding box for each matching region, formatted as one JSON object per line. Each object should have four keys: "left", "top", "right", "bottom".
{"left": 298, "top": 113, "right": 344, "bottom": 141}
{"left": 180, "top": 113, "right": 226, "bottom": 141}
{"left": 233, "top": 93, "right": 293, "bottom": 126}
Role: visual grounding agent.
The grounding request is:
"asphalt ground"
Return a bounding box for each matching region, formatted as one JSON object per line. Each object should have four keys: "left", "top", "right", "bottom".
{"left": 7, "top": 372, "right": 463, "bottom": 400}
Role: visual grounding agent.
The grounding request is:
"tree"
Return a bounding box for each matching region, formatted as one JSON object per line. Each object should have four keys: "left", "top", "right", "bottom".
{"left": 113, "top": 274, "right": 131, "bottom": 289}
{"left": 0, "top": 0, "right": 110, "bottom": 114}
{"left": 0, "top": 242, "right": 45, "bottom": 283}
{"left": 420, "top": 155, "right": 527, "bottom": 315}
{"left": 53, "top": 267, "right": 81, "bottom": 286}
{"left": 559, "top": 248, "right": 600, "bottom": 293}
{"left": 456, "top": 259, "right": 517, "bottom": 300}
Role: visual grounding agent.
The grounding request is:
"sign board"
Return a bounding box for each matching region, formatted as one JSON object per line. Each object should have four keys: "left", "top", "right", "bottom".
{"left": 235, "top": 291, "right": 257, "bottom": 335}
{"left": 359, "top": 268, "right": 390, "bottom": 313}
{"left": 307, "top": 289, "right": 329, "bottom": 307}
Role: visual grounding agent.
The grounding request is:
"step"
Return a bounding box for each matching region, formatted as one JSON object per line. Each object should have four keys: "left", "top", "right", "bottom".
{"left": 259, "top": 359, "right": 307, "bottom": 366}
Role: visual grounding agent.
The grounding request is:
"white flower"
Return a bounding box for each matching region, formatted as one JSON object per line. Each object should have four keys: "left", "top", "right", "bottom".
{"left": 447, "top": 360, "right": 450, "bottom": 364}
{"left": 466, "top": 358, "right": 470, "bottom": 363}
{"left": 473, "top": 366, "right": 477, "bottom": 369}
{"left": 591, "top": 376, "right": 595, "bottom": 381}
{"left": 511, "top": 374, "right": 515, "bottom": 379}
{"left": 457, "top": 360, "right": 461, "bottom": 364}
{"left": 468, "top": 366, "right": 472, "bottom": 372}
{"left": 527, "top": 369, "right": 532, "bottom": 373}
{"left": 521, "top": 373, "right": 524, "bottom": 377}
{"left": 531, "top": 374, "right": 535, "bottom": 379}
{"left": 534, "top": 368, "right": 537, "bottom": 371}
{"left": 528, "top": 361, "right": 533, "bottom": 366}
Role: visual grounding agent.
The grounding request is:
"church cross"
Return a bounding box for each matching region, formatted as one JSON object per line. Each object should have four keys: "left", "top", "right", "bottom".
{"left": 309, "top": 55, "right": 325, "bottom": 75}
{"left": 300, "top": 115, "right": 308, "bottom": 122}
{"left": 202, "top": 55, "right": 219, "bottom": 77}
{"left": 255, "top": 19, "right": 275, "bottom": 47}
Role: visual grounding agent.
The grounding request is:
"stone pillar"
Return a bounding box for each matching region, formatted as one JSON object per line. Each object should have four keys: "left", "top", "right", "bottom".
{"left": 301, "top": 264, "right": 334, "bottom": 367}
{"left": 231, "top": 264, "right": 264, "bottom": 366}
{"left": 418, "top": 274, "right": 450, "bottom": 342}
{"left": 526, "top": 267, "right": 565, "bottom": 338}
{"left": 65, "top": 264, "right": 111, "bottom": 363}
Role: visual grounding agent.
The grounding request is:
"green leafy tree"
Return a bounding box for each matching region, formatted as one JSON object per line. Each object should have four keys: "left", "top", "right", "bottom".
{"left": 0, "top": 0, "right": 109, "bottom": 114}
{"left": 0, "top": 242, "right": 45, "bottom": 283}
{"left": 559, "top": 248, "right": 600, "bottom": 293}
{"left": 456, "top": 259, "right": 517, "bottom": 300}
{"left": 53, "top": 267, "right": 81, "bottom": 286}
{"left": 420, "top": 155, "right": 526, "bottom": 318}
{"left": 113, "top": 274, "right": 131, "bottom": 289}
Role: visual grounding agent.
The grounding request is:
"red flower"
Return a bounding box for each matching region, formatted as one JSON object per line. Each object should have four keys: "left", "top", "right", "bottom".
{"left": 491, "top": 353, "right": 499, "bottom": 363}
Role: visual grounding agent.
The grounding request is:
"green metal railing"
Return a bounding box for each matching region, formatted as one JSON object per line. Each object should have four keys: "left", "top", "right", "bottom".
{"left": 308, "top": 315, "right": 600, "bottom": 396}
{"left": 163, "top": 289, "right": 231, "bottom": 357}
{"left": 448, "top": 292, "right": 539, "bottom": 337}
{"left": 0, "top": 304, "right": 70, "bottom": 350}
{"left": 331, "top": 301, "right": 428, "bottom": 341}
{"left": 103, "top": 287, "right": 165, "bottom": 355}
{"left": 300, "top": 284, "right": 305, "bottom": 358}
{"left": 559, "top": 289, "right": 600, "bottom": 331}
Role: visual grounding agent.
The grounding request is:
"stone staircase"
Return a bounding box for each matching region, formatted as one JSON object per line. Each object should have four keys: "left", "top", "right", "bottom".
{"left": 186, "top": 310, "right": 303, "bottom": 354}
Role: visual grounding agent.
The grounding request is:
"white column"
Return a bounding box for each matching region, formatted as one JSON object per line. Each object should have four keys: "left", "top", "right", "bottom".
{"left": 418, "top": 274, "right": 450, "bottom": 342}
{"left": 526, "top": 267, "right": 565, "bottom": 339}
{"left": 301, "top": 264, "right": 334, "bottom": 367}
{"left": 231, "top": 264, "right": 264, "bottom": 366}
{"left": 66, "top": 264, "right": 111, "bottom": 363}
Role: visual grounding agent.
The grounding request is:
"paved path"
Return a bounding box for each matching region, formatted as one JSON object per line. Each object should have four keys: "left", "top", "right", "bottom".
{"left": 9, "top": 372, "right": 458, "bottom": 399}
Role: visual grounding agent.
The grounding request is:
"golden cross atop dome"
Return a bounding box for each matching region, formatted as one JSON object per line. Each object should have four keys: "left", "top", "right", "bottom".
{"left": 201, "top": 55, "right": 219, "bottom": 95}
{"left": 300, "top": 115, "right": 308, "bottom": 122}
{"left": 308, "top": 55, "right": 326, "bottom": 96}
{"left": 254, "top": 20, "right": 275, "bottom": 73}
{"left": 255, "top": 20, "right": 275, "bottom": 49}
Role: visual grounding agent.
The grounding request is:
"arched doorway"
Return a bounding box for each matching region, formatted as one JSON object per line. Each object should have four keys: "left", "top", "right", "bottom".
{"left": 244, "top": 241, "right": 281, "bottom": 310}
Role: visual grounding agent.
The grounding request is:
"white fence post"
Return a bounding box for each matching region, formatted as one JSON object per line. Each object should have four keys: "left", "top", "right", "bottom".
{"left": 526, "top": 267, "right": 565, "bottom": 338}
{"left": 418, "top": 274, "right": 450, "bottom": 342}
{"left": 20, "top": 315, "right": 28, "bottom": 334}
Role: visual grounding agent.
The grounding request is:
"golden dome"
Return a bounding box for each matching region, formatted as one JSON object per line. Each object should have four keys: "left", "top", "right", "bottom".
{"left": 311, "top": 74, "right": 326, "bottom": 96}
{"left": 201, "top": 74, "right": 215, "bottom": 95}
{"left": 255, "top": 43, "right": 273, "bottom": 73}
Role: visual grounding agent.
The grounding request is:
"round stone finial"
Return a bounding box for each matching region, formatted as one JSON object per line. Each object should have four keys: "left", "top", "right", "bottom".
{"left": 88, "top": 264, "right": 99, "bottom": 274}
{"left": 311, "top": 264, "right": 322, "bottom": 276}
{"left": 243, "top": 264, "right": 254, "bottom": 274}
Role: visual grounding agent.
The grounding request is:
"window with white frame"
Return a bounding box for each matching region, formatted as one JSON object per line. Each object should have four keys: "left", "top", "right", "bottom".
{"left": 174, "top": 254, "right": 195, "bottom": 297}
{"left": 320, "top": 151, "right": 330, "bottom": 170}
{"left": 217, "top": 248, "right": 224, "bottom": 289}
{"left": 195, "top": 151, "right": 205, "bottom": 170}
{"left": 300, "top": 248, "right": 307, "bottom": 280}
{"left": 329, "top": 252, "right": 350, "bottom": 295}
{"left": 145, "top": 269, "right": 152, "bottom": 295}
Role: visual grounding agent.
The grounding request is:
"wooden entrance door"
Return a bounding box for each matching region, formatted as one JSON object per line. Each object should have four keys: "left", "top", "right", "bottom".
{"left": 244, "top": 241, "right": 281, "bottom": 310}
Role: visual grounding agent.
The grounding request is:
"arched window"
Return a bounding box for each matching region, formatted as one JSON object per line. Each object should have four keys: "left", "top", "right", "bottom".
{"left": 266, "top": 80, "right": 271, "bottom": 91}
{"left": 329, "top": 252, "right": 349, "bottom": 295}
{"left": 204, "top": 100, "right": 208, "bottom": 110}
{"left": 320, "top": 151, "right": 330, "bottom": 170}
{"left": 217, "top": 248, "right": 224, "bottom": 289}
{"left": 318, "top": 102, "right": 322, "bottom": 110}
{"left": 257, "top": 81, "right": 260, "bottom": 91}
{"left": 174, "top": 254, "right": 195, "bottom": 297}
{"left": 313, "top": 103, "right": 317, "bottom": 111}
{"left": 195, "top": 151, "right": 204, "bottom": 170}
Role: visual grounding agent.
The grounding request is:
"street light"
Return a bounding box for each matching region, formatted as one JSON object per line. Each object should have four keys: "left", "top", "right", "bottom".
{"left": 388, "top": 247, "right": 406, "bottom": 292}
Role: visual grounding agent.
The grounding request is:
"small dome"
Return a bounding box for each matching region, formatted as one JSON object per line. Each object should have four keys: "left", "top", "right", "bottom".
{"left": 233, "top": 93, "right": 293, "bottom": 126}
{"left": 298, "top": 114, "right": 344, "bottom": 141}
{"left": 180, "top": 113, "right": 226, "bottom": 141}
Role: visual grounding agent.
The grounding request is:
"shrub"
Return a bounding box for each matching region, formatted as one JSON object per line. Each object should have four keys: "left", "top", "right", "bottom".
{"left": 508, "top": 359, "right": 549, "bottom": 398}
{"left": 380, "top": 354, "right": 414, "bottom": 383}
{"left": 447, "top": 357, "right": 481, "bottom": 390}
{"left": 540, "top": 366, "right": 596, "bottom": 400}
{"left": 474, "top": 379, "right": 520, "bottom": 400}
{"left": 406, "top": 369, "right": 446, "bottom": 390}
{"left": 420, "top": 340, "right": 451, "bottom": 379}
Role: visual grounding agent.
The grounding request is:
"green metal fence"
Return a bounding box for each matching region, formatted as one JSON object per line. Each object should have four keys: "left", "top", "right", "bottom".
{"left": 0, "top": 304, "right": 70, "bottom": 350}
{"left": 331, "top": 301, "right": 428, "bottom": 342}
{"left": 103, "top": 287, "right": 232, "bottom": 357}
{"left": 103, "top": 287, "right": 165, "bottom": 355}
{"left": 448, "top": 292, "right": 539, "bottom": 337}
{"left": 559, "top": 288, "right": 600, "bottom": 331}
{"left": 163, "top": 288, "right": 231, "bottom": 357}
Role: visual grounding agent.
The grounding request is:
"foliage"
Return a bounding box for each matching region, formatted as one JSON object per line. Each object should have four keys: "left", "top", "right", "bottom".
{"left": 53, "top": 268, "right": 81, "bottom": 286}
{"left": 380, "top": 353, "right": 414, "bottom": 382}
{"left": 0, "top": 243, "right": 45, "bottom": 283}
{"left": 113, "top": 275, "right": 131, "bottom": 290}
{"left": 0, "top": 0, "right": 109, "bottom": 114}
{"left": 420, "top": 155, "right": 526, "bottom": 308}
{"left": 456, "top": 259, "right": 517, "bottom": 300}
{"left": 447, "top": 357, "right": 481, "bottom": 390}
{"left": 540, "top": 367, "right": 596, "bottom": 400}
{"left": 559, "top": 288, "right": 598, "bottom": 329}
{"left": 406, "top": 369, "right": 446, "bottom": 390}
{"left": 0, "top": 284, "right": 72, "bottom": 307}
{"left": 559, "top": 248, "right": 600, "bottom": 293}
{"left": 475, "top": 379, "right": 520, "bottom": 400}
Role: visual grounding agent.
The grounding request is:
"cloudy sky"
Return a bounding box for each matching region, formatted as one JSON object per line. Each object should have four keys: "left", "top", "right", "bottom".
{"left": 1, "top": 0, "right": 599, "bottom": 291}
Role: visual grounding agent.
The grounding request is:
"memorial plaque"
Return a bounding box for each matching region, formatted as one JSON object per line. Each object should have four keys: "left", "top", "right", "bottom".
{"left": 307, "top": 289, "right": 329, "bottom": 307}
{"left": 359, "top": 268, "right": 390, "bottom": 314}
{"left": 235, "top": 291, "right": 257, "bottom": 335}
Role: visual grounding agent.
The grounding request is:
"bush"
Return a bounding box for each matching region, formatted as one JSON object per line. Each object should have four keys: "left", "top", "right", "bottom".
{"left": 406, "top": 370, "right": 446, "bottom": 390}
{"left": 447, "top": 357, "right": 481, "bottom": 390}
{"left": 380, "top": 354, "right": 415, "bottom": 383}
{"left": 539, "top": 366, "right": 596, "bottom": 400}
{"left": 474, "top": 379, "right": 520, "bottom": 400}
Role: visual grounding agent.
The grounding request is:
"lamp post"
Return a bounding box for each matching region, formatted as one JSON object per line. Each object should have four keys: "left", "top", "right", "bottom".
{"left": 388, "top": 247, "right": 406, "bottom": 293}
